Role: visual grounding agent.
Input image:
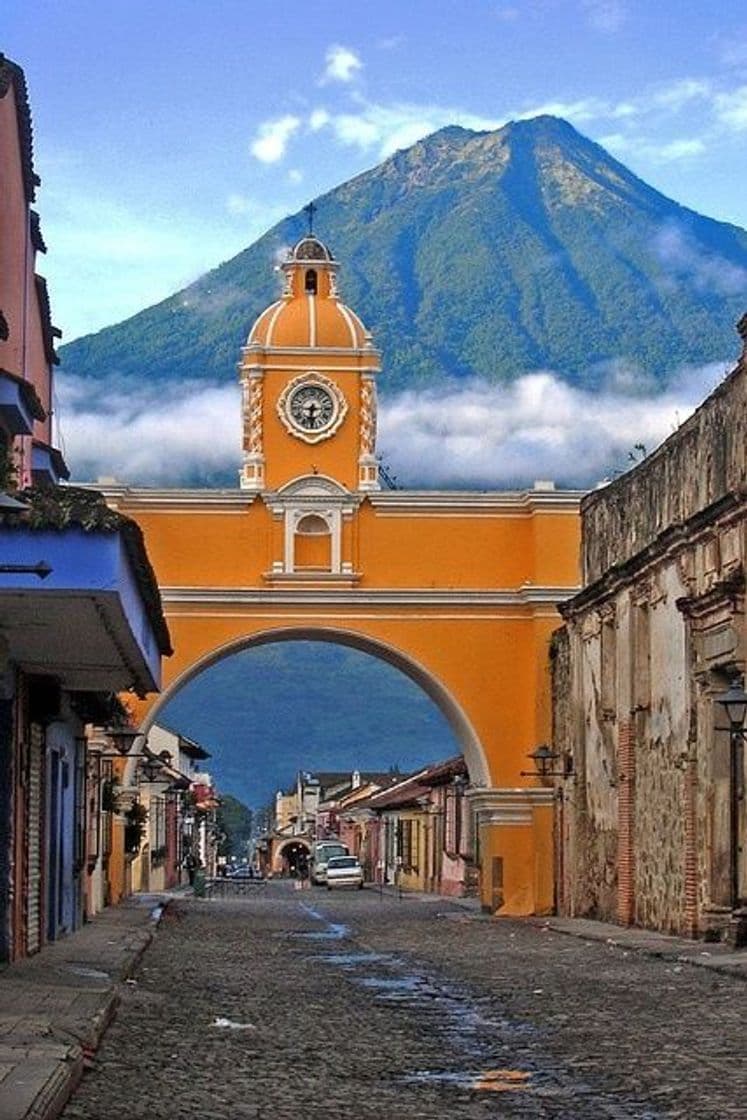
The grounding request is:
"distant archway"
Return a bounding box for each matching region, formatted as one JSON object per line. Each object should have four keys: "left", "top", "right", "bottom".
{"left": 141, "top": 626, "right": 490, "bottom": 788}
{"left": 273, "top": 838, "right": 311, "bottom": 877}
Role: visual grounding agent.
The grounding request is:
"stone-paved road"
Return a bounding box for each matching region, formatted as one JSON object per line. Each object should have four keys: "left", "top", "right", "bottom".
{"left": 62, "top": 882, "right": 746, "bottom": 1120}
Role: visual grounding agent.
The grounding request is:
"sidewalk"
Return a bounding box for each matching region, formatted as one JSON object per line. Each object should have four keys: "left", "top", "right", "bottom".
{"left": 532, "top": 915, "right": 747, "bottom": 981}
{"left": 0, "top": 895, "right": 170, "bottom": 1120}
{"left": 379, "top": 886, "right": 747, "bottom": 981}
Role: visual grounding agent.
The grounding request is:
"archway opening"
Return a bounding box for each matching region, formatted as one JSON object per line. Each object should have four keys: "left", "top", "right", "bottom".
{"left": 146, "top": 629, "right": 488, "bottom": 894}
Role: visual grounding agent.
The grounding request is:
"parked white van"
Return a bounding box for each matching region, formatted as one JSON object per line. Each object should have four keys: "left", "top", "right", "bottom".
{"left": 310, "top": 840, "right": 349, "bottom": 884}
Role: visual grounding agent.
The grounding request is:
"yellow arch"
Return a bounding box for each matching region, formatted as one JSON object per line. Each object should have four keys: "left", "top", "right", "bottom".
{"left": 140, "top": 624, "right": 491, "bottom": 787}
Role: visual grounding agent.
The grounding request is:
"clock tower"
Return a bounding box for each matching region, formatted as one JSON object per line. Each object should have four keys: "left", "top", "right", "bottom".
{"left": 238, "top": 234, "right": 380, "bottom": 495}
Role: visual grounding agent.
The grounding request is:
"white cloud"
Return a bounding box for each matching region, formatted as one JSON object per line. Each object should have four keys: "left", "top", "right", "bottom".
{"left": 309, "top": 108, "right": 331, "bottom": 131}
{"left": 312, "top": 101, "right": 506, "bottom": 158}
{"left": 713, "top": 85, "right": 747, "bottom": 129}
{"left": 250, "top": 115, "right": 301, "bottom": 163}
{"left": 57, "top": 363, "right": 726, "bottom": 492}
{"left": 655, "top": 138, "right": 706, "bottom": 161}
{"left": 57, "top": 376, "right": 242, "bottom": 486}
{"left": 599, "top": 132, "right": 706, "bottom": 165}
{"left": 652, "top": 78, "right": 711, "bottom": 110}
{"left": 322, "top": 45, "right": 363, "bottom": 84}
{"left": 653, "top": 223, "right": 747, "bottom": 295}
{"left": 377, "top": 364, "right": 725, "bottom": 488}
{"left": 288, "top": 169, "right": 303, "bottom": 184}
{"left": 582, "top": 0, "right": 628, "bottom": 33}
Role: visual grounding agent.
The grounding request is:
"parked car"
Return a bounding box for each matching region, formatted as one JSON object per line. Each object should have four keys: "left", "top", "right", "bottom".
{"left": 325, "top": 855, "right": 364, "bottom": 890}
{"left": 227, "top": 865, "right": 256, "bottom": 880}
{"left": 310, "top": 841, "right": 349, "bottom": 885}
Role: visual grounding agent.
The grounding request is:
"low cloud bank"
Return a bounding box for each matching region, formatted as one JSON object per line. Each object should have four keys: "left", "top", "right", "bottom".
{"left": 377, "top": 364, "right": 725, "bottom": 488}
{"left": 56, "top": 362, "right": 727, "bottom": 489}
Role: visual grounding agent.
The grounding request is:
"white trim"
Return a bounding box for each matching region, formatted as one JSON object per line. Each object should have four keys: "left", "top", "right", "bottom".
{"left": 336, "top": 301, "right": 360, "bottom": 347}
{"left": 467, "top": 786, "right": 555, "bottom": 825}
{"left": 245, "top": 363, "right": 381, "bottom": 374}
{"left": 242, "top": 344, "right": 382, "bottom": 359}
{"left": 247, "top": 300, "right": 282, "bottom": 345}
{"left": 307, "top": 294, "right": 316, "bottom": 347}
{"left": 159, "top": 585, "right": 578, "bottom": 606}
{"left": 369, "top": 491, "right": 584, "bottom": 513}
{"left": 264, "top": 300, "right": 288, "bottom": 347}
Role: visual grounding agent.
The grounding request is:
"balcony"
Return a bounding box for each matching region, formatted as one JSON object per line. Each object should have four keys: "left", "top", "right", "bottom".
{"left": 0, "top": 486, "right": 170, "bottom": 696}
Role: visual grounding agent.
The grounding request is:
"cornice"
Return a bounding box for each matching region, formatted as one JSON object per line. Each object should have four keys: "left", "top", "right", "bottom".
{"left": 160, "top": 585, "right": 578, "bottom": 607}
{"left": 80, "top": 484, "right": 583, "bottom": 516}
{"left": 368, "top": 490, "right": 585, "bottom": 514}
{"left": 467, "top": 786, "right": 555, "bottom": 825}
{"left": 79, "top": 484, "right": 258, "bottom": 512}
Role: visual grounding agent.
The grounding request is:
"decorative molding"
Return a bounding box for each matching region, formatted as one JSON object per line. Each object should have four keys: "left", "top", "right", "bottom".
{"left": 466, "top": 787, "right": 555, "bottom": 826}
{"left": 368, "top": 491, "right": 584, "bottom": 515}
{"left": 276, "top": 371, "right": 348, "bottom": 445}
{"left": 242, "top": 343, "right": 382, "bottom": 361}
{"left": 359, "top": 376, "right": 377, "bottom": 457}
{"left": 159, "top": 585, "right": 579, "bottom": 607}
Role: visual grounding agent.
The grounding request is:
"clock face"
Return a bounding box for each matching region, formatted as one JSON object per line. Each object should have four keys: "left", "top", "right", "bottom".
{"left": 288, "top": 384, "right": 335, "bottom": 432}
{"left": 278, "top": 373, "right": 347, "bottom": 443}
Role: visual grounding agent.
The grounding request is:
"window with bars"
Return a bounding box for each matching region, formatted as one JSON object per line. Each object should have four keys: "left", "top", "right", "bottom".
{"left": 397, "top": 818, "right": 417, "bottom": 872}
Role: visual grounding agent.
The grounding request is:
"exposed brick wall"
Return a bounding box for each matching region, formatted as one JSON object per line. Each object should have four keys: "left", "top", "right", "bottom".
{"left": 616, "top": 720, "right": 635, "bottom": 925}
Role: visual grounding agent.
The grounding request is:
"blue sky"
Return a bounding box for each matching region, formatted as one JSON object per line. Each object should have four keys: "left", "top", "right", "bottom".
{"left": 6, "top": 0, "right": 747, "bottom": 342}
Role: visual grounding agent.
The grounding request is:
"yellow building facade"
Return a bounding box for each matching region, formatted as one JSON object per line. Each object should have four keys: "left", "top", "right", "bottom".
{"left": 107, "top": 234, "right": 582, "bottom": 915}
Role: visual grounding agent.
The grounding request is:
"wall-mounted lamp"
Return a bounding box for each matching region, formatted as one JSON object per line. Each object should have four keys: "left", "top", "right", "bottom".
{"left": 139, "top": 754, "right": 166, "bottom": 783}
{"left": 103, "top": 726, "right": 143, "bottom": 756}
{"left": 520, "top": 743, "right": 573, "bottom": 779}
{"left": 715, "top": 676, "right": 747, "bottom": 733}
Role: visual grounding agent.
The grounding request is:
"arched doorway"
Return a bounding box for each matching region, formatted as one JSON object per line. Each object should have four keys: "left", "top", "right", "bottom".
{"left": 274, "top": 839, "right": 311, "bottom": 878}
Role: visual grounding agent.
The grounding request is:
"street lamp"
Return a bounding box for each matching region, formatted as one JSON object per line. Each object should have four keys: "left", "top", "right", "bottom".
{"left": 138, "top": 754, "right": 166, "bottom": 783}
{"left": 715, "top": 674, "right": 747, "bottom": 908}
{"left": 520, "top": 743, "right": 573, "bottom": 779}
{"left": 103, "top": 726, "right": 143, "bottom": 756}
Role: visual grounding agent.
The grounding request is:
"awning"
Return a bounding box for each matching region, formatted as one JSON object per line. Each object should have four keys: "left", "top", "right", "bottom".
{"left": 0, "top": 369, "right": 46, "bottom": 435}
{"left": 0, "top": 526, "right": 163, "bottom": 694}
{"left": 32, "top": 441, "right": 70, "bottom": 485}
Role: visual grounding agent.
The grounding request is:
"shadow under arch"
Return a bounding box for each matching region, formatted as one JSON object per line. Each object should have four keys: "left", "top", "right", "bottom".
{"left": 142, "top": 626, "right": 490, "bottom": 787}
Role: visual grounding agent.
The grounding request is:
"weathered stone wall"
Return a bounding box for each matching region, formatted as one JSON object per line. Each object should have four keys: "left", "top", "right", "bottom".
{"left": 557, "top": 337, "right": 747, "bottom": 935}
{"left": 582, "top": 338, "right": 747, "bottom": 585}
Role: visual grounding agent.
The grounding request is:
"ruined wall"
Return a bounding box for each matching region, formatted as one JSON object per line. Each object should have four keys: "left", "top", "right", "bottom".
{"left": 582, "top": 339, "right": 747, "bottom": 585}
{"left": 558, "top": 345, "right": 747, "bottom": 935}
{"left": 551, "top": 624, "right": 618, "bottom": 921}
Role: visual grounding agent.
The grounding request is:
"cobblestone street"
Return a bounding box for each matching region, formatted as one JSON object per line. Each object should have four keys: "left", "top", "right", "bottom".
{"left": 61, "top": 883, "right": 746, "bottom": 1120}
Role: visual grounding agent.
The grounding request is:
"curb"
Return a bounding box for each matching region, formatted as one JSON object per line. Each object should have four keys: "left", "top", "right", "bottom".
{"left": 0, "top": 901, "right": 164, "bottom": 1120}
{"left": 530, "top": 917, "right": 747, "bottom": 982}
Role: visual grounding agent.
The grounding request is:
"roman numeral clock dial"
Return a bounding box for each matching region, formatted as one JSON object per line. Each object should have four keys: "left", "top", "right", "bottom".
{"left": 290, "top": 385, "right": 334, "bottom": 431}
{"left": 277, "top": 374, "right": 348, "bottom": 444}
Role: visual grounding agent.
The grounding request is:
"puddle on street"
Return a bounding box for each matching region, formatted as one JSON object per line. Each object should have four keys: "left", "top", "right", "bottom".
{"left": 406, "top": 1068, "right": 532, "bottom": 1093}
{"left": 289, "top": 902, "right": 664, "bottom": 1117}
{"left": 315, "top": 951, "right": 394, "bottom": 967}
{"left": 291, "top": 923, "right": 349, "bottom": 941}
